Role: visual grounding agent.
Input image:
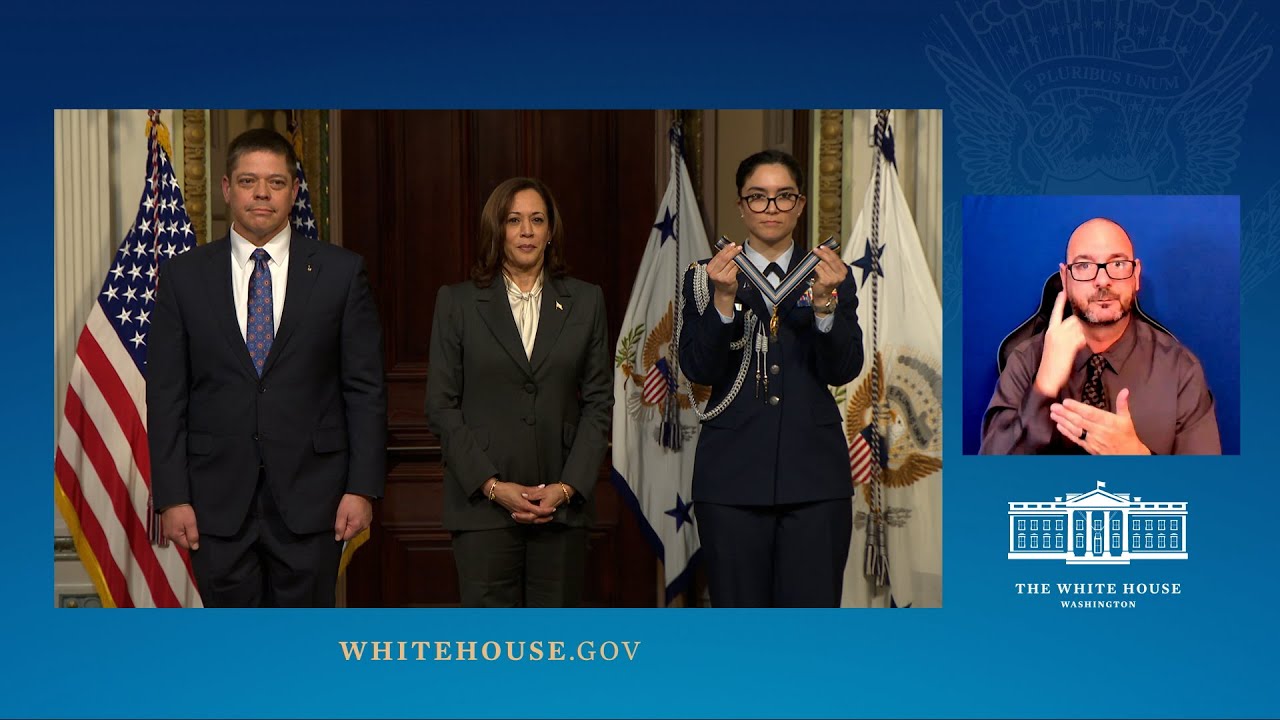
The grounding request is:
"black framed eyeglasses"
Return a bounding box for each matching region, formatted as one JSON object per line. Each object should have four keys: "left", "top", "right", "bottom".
{"left": 740, "top": 192, "right": 802, "bottom": 213}
{"left": 1067, "top": 259, "right": 1136, "bottom": 281}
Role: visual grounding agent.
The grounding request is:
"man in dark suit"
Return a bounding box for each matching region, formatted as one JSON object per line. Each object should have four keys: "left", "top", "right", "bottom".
{"left": 148, "top": 128, "right": 386, "bottom": 607}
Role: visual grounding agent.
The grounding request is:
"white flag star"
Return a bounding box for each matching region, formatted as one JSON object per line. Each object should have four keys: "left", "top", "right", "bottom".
{"left": 164, "top": 243, "right": 177, "bottom": 258}
{"left": 124, "top": 286, "right": 138, "bottom": 304}
{"left": 142, "top": 287, "right": 156, "bottom": 303}
{"left": 134, "top": 241, "right": 147, "bottom": 256}
{"left": 109, "top": 263, "right": 125, "bottom": 281}
{"left": 103, "top": 285, "right": 119, "bottom": 302}
{"left": 180, "top": 221, "right": 193, "bottom": 238}
{"left": 294, "top": 197, "right": 306, "bottom": 210}
{"left": 305, "top": 217, "right": 316, "bottom": 230}
{"left": 146, "top": 265, "right": 157, "bottom": 281}
{"left": 300, "top": 178, "right": 309, "bottom": 192}
{"left": 128, "top": 265, "right": 142, "bottom": 281}
{"left": 115, "top": 308, "right": 133, "bottom": 325}
{"left": 136, "top": 308, "right": 151, "bottom": 325}
{"left": 143, "top": 196, "right": 156, "bottom": 211}
{"left": 130, "top": 331, "right": 146, "bottom": 348}
{"left": 138, "top": 218, "right": 151, "bottom": 234}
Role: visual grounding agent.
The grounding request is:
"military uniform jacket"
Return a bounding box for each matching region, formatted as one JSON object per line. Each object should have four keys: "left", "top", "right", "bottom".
{"left": 679, "top": 257, "right": 862, "bottom": 506}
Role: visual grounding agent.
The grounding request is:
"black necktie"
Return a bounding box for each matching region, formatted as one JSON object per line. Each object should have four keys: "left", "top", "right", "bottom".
{"left": 763, "top": 262, "right": 784, "bottom": 287}
{"left": 1082, "top": 354, "right": 1109, "bottom": 411}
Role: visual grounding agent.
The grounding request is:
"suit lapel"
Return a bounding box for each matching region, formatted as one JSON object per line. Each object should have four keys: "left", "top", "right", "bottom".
{"left": 205, "top": 238, "right": 258, "bottom": 378}
{"left": 529, "top": 276, "right": 570, "bottom": 373}
{"left": 262, "top": 237, "right": 318, "bottom": 377}
{"left": 478, "top": 278, "right": 534, "bottom": 376}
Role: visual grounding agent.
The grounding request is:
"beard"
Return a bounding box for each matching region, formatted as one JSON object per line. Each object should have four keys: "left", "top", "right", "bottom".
{"left": 1069, "top": 288, "right": 1133, "bottom": 326}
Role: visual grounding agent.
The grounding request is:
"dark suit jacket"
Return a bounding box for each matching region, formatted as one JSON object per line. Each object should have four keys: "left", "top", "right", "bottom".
{"left": 425, "top": 275, "right": 613, "bottom": 532}
{"left": 679, "top": 256, "right": 862, "bottom": 506}
{"left": 147, "top": 235, "right": 387, "bottom": 537}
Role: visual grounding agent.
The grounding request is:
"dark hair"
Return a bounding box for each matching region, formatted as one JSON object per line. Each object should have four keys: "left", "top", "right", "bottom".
{"left": 735, "top": 149, "right": 805, "bottom": 194}
{"left": 471, "top": 177, "right": 567, "bottom": 287}
{"left": 226, "top": 128, "right": 298, "bottom": 180}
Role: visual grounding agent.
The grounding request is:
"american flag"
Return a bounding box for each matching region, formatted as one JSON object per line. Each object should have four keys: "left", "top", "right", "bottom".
{"left": 54, "top": 112, "right": 201, "bottom": 607}
{"left": 642, "top": 357, "right": 676, "bottom": 406}
{"left": 290, "top": 158, "right": 318, "bottom": 241}
{"left": 849, "top": 423, "right": 881, "bottom": 486}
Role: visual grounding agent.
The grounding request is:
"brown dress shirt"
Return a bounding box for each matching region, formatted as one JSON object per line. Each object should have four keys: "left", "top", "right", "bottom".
{"left": 980, "top": 318, "right": 1221, "bottom": 455}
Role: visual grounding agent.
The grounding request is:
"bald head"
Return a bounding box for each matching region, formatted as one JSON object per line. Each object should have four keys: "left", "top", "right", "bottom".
{"left": 1066, "top": 217, "right": 1134, "bottom": 263}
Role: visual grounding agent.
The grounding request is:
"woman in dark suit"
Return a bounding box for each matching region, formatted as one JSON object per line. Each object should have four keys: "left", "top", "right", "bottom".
{"left": 426, "top": 177, "right": 613, "bottom": 607}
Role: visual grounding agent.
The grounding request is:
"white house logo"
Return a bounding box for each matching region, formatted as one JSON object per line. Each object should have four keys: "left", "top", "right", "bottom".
{"left": 1008, "top": 481, "right": 1186, "bottom": 565}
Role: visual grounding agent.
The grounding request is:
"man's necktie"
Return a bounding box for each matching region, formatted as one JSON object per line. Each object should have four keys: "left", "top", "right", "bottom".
{"left": 1082, "top": 353, "right": 1109, "bottom": 411}
{"left": 246, "top": 248, "right": 274, "bottom": 377}
{"left": 763, "top": 262, "right": 784, "bottom": 287}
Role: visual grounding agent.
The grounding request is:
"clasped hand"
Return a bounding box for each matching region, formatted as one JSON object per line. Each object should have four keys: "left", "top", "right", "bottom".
{"left": 487, "top": 480, "right": 571, "bottom": 524}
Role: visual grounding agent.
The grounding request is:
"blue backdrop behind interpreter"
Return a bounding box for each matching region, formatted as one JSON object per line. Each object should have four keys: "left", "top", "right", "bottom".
{"left": 961, "top": 194, "right": 1240, "bottom": 455}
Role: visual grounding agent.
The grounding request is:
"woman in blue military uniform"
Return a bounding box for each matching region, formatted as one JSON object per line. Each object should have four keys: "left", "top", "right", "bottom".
{"left": 679, "top": 150, "right": 863, "bottom": 607}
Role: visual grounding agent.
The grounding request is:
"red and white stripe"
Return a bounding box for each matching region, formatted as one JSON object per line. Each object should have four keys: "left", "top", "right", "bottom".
{"left": 55, "top": 303, "right": 200, "bottom": 607}
{"left": 642, "top": 363, "right": 668, "bottom": 405}
{"left": 849, "top": 432, "right": 873, "bottom": 486}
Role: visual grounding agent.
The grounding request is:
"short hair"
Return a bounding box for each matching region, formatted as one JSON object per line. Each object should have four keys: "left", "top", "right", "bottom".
{"left": 226, "top": 128, "right": 298, "bottom": 180}
{"left": 735, "top": 149, "right": 805, "bottom": 195}
{"left": 471, "top": 177, "right": 567, "bottom": 287}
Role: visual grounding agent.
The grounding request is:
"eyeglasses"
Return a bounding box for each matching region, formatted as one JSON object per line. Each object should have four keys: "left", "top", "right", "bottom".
{"left": 1067, "top": 259, "right": 1136, "bottom": 281}
{"left": 740, "top": 192, "right": 802, "bottom": 213}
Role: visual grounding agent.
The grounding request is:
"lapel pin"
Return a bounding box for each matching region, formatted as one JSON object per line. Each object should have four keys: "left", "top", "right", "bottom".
{"left": 556, "top": 301, "right": 563, "bottom": 311}
{"left": 306, "top": 263, "right": 313, "bottom": 272}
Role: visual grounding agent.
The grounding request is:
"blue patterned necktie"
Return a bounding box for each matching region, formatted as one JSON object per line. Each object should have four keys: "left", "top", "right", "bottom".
{"left": 246, "top": 248, "right": 274, "bottom": 377}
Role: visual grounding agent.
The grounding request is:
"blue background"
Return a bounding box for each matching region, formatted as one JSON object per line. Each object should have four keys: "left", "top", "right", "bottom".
{"left": 962, "top": 194, "right": 1241, "bottom": 455}
{"left": 9, "top": 0, "right": 1280, "bottom": 717}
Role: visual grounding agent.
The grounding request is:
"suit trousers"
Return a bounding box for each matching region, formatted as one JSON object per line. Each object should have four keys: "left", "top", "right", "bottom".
{"left": 451, "top": 524, "right": 587, "bottom": 607}
{"left": 189, "top": 470, "right": 342, "bottom": 607}
{"left": 697, "top": 498, "right": 852, "bottom": 607}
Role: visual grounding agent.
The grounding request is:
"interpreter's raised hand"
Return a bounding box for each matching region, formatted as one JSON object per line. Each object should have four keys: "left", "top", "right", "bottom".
{"left": 162, "top": 504, "right": 200, "bottom": 551}
{"left": 1034, "top": 291, "right": 1087, "bottom": 397}
{"left": 811, "top": 245, "right": 847, "bottom": 300}
{"left": 1050, "top": 388, "right": 1152, "bottom": 455}
{"left": 334, "top": 493, "right": 373, "bottom": 541}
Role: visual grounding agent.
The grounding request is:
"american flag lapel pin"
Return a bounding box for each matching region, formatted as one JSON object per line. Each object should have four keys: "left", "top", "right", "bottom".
{"left": 556, "top": 301, "right": 563, "bottom": 311}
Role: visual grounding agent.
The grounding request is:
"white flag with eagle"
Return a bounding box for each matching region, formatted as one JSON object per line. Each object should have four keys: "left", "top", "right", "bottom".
{"left": 612, "top": 126, "right": 711, "bottom": 603}
{"left": 837, "top": 110, "right": 942, "bottom": 608}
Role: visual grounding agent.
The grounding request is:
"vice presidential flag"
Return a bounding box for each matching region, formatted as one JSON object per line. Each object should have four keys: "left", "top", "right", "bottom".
{"left": 837, "top": 111, "right": 943, "bottom": 608}
{"left": 611, "top": 126, "right": 711, "bottom": 602}
{"left": 54, "top": 111, "right": 201, "bottom": 607}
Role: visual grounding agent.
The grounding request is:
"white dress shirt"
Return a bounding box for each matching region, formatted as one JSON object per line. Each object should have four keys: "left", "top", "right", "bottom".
{"left": 718, "top": 240, "right": 833, "bottom": 332}
{"left": 230, "top": 224, "right": 290, "bottom": 340}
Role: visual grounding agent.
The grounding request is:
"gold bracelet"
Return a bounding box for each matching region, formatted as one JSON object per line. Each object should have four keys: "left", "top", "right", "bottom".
{"left": 559, "top": 483, "right": 571, "bottom": 505}
{"left": 488, "top": 480, "right": 499, "bottom": 501}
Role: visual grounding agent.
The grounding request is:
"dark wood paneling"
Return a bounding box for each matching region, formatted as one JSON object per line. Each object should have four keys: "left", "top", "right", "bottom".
{"left": 340, "top": 110, "right": 659, "bottom": 607}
